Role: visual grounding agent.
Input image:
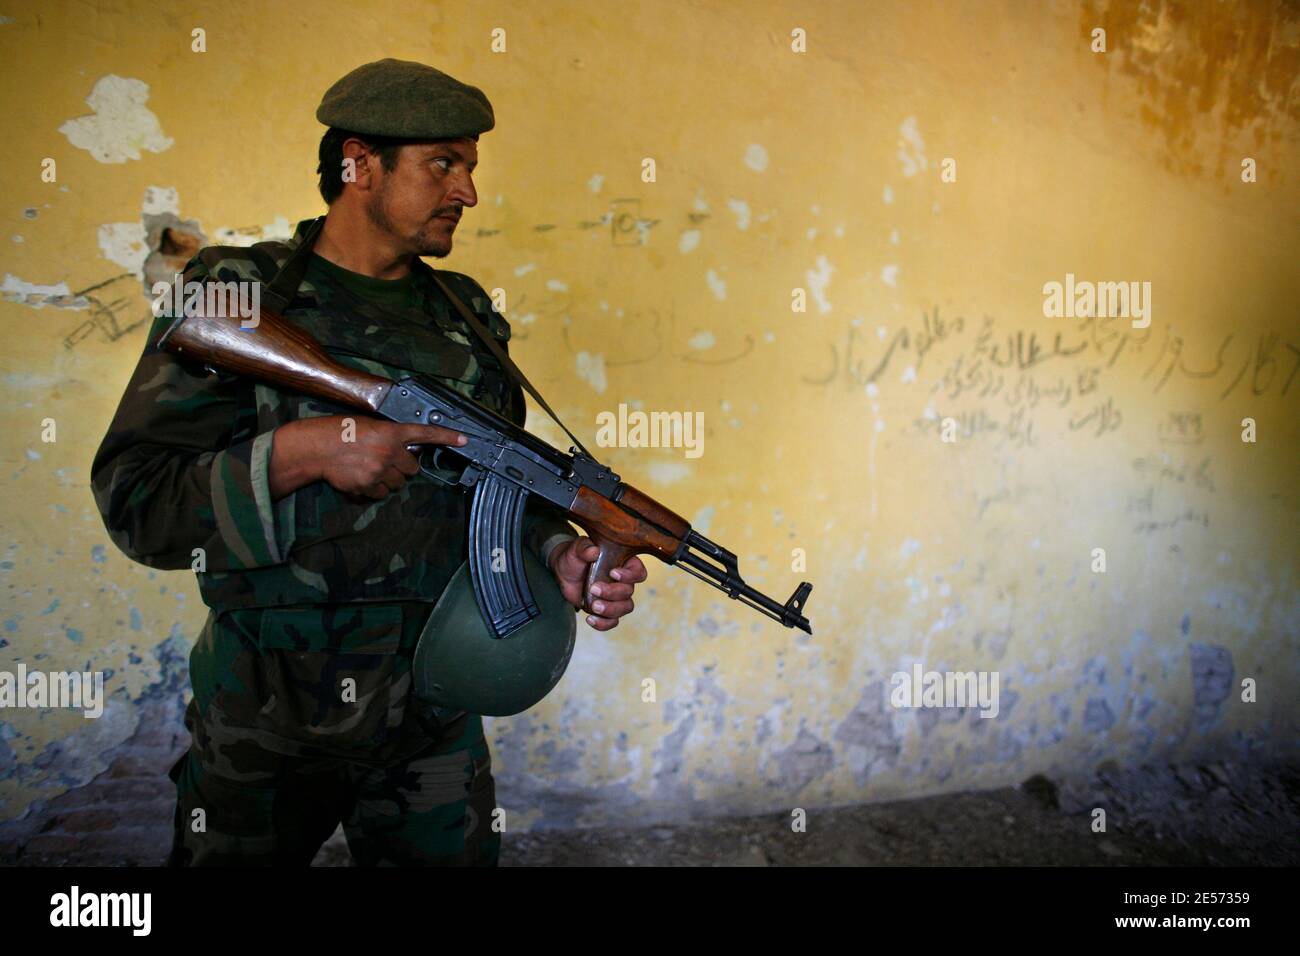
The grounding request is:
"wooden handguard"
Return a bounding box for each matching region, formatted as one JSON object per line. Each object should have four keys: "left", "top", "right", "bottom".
{"left": 156, "top": 304, "right": 393, "bottom": 414}
{"left": 569, "top": 485, "right": 685, "bottom": 607}
{"left": 617, "top": 484, "right": 690, "bottom": 539}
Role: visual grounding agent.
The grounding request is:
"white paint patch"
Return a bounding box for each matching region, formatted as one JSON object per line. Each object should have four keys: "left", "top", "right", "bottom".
{"left": 805, "top": 255, "right": 834, "bottom": 314}
{"left": 806, "top": 227, "right": 818, "bottom": 241}
{"left": 900, "top": 537, "right": 922, "bottom": 559}
{"left": 726, "top": 199, "right": 751, "bottom": 230}
{"left": 693, "top": 191, "right": 710, "bottom": 213}
{"left": 743, "top": 143, "right": 769, "bottom": 172}
{"left": 705, "top": 269, "right": 726, "bottom": 301}
{"left": 877, "top": 326, "right": 888, "bottom": 340}
{"left": 212, "top": 216, "right": 292, "bottom": 246}
{"left": 897, "top": 116, "right": 927, "bottom": 177}
{"left": 890, "top": 229, "right": 900, "bottom": 245}
{"left": 900, "top": 365, "right": 916, "bottom": 383}
{"left": 546, "top": 279, "right": 569, "bottom": 292}
{"left": 517, "top": 312, "right": 536, "bottom": 325}
{"left": 764, "top": 331, "right": 775, "bottom": 343}
{"left": 1, "top": 274, "right": 88, "bottom": 309}
{"left": 881, "top": 264, "right": 899, "bottom": 287}
{"left": 647, "top": 461, "right": 693, "bottom": 484}
{"left": 587, "top": 173, "right": 605, "bottom": 193}
{"left": 59, "top": 75, "right": 173, "bottom": 164}
{"left": 882, "top": 185, "right": 894, "bottom": 204}
{"left": 693, "top": 504, "right": 715, "bottom": 536}
{"left": 865, "top": 382, "right": 879, "bottom": 397}
{"left": 688, "top": 330, "right": 716, "bottom": 350}
{"left": 514, "top": 263, "right": 536, "bottom": 276}
{"left": 523, "top": 407, "right": 567, "bottom": 448}
{"left": 679, "top": 230, "right": 700, "bottom": 254}
{"left": 834, "top": 224, "right": 844, "bottom": 237}
{"left": 142, "top": 185, "right": 179, "bottom": 215}
{"left": 97, "top": 222, "right": 148, "bottom": 276}
{"left": 852, "top": 547, "right": 868, "bottom": 571}
{"left": 575, "top": 351, "right": 607, "bottom": 393}
{"left": 12, "top": 235, "right": 22, "bottom": 243}
{"left": 874, "top": 419, "right": 885, "bottom": 432}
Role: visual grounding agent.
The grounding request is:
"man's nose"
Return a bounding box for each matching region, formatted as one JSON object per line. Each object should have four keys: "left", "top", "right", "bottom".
{"left": 445, "top": 174, "right": 477, "bottom": 208}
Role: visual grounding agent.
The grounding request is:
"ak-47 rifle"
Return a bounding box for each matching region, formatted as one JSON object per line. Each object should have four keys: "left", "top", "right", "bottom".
{"left": 157, "top": 301, "right": 813, "bottom": 638}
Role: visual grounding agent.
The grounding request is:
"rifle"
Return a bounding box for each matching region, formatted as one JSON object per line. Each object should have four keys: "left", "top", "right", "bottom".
{"left": 157, "top": 303, "right": 814, "bottom": 638}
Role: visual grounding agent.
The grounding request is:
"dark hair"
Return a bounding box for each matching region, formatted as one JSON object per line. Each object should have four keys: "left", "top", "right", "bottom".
{"left": 316, "top": 127, "right": 407, "bottom": 204}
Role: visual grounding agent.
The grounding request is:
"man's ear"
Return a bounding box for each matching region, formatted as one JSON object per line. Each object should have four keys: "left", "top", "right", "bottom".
{"left": 340, "top": 138, "right": 379, "bottom": 189}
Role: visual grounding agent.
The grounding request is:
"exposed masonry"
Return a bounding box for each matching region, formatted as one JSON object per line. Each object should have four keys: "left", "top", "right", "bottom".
{"left": 0, "top": 634, "right": 189, "bottom": 864}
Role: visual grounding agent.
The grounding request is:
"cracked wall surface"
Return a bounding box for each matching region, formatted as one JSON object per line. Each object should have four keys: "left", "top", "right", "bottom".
{"left": 2, "top": 0, "right": 1298, "bottom": 834}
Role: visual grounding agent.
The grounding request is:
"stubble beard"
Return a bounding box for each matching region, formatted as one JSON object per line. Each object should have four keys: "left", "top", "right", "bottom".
{"left": 366, "top": 186, "right": 451, "bottom": 259}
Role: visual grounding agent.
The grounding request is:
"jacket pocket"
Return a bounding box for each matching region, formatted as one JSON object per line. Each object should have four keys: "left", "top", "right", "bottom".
{"left": 249, "top": 604, "right": 409, "bottom": 752}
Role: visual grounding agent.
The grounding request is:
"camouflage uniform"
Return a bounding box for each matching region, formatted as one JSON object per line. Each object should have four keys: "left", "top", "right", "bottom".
{"left": 91, "top": 217, "right": 578, "bottom": 865}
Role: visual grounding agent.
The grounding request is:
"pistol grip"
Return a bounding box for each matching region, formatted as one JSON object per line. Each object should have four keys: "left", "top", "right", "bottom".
{"left": 583, "top": 539, "right": 636, "bottom": 614}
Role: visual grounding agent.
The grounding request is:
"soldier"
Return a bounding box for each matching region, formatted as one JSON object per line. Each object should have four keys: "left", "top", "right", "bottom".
{"left": 90, "top": 58, "right": 647, "bottom": 866}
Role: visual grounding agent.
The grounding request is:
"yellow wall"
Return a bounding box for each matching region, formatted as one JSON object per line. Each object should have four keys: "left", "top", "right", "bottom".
{"left": 2, "top": 0, "right": 1297, "bottom": 827}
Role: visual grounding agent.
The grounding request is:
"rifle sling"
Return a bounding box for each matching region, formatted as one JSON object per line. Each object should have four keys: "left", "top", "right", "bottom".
{"left": 259, "top": 215, "right": 595, "bottom": 462}
{"left": 427, "top": 272, "right": 594, "bottom": 462}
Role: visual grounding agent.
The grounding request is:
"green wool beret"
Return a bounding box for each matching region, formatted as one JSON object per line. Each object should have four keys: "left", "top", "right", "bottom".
{"left": 316, "top": 58, "right": 495, "bottom": 139}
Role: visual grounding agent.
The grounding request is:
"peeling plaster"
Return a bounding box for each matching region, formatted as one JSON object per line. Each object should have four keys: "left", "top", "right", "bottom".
{"left": 59, "top": 75, "right": 173, "bottom": 163}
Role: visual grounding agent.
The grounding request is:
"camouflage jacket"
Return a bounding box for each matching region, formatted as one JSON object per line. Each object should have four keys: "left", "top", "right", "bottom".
{"left": 91, "top": 217, "right": 579, "bottom": 620}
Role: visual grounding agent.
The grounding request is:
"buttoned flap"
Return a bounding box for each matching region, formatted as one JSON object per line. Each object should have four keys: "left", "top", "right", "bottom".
{"left": 256, "top": 604, "right": 404, "bottom": 655}
{"left": 476, "top": 303, "right": 512, "bottom": 344}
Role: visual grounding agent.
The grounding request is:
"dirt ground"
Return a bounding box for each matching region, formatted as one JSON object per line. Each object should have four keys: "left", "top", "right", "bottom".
{"left": 6, "top": 734, "right": 1295, "bottom": 866}
{"left": 308, "top": 759, "right": 1300, "bottom": 867}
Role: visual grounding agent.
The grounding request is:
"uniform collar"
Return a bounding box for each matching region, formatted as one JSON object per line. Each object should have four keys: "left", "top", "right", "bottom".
{"left": 288, "top": 216, "right": 437, "bottom": 285}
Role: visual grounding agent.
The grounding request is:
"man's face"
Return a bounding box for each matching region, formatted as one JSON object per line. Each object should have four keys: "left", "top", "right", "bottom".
{"left": 366, "top": 137, "right": 478, "bottom": 258}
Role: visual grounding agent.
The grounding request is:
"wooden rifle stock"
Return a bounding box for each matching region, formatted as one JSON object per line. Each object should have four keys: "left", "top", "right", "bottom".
{"left": 157, "top": 306, "right": 393, "bottom": 413}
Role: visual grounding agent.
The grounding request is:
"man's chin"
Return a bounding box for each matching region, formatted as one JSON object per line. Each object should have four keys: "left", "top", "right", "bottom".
{"left": 416, "top": 237, "right": 453, "bottom": 258}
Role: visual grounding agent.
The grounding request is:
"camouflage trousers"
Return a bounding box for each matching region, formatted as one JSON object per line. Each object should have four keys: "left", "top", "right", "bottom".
{"left": 166, "top": 605, "right": 500, "bottom": 866}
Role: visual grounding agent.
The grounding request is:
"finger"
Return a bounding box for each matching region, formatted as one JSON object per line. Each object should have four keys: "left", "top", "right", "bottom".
{"left": 588, "top": 581, "right": 634, "bottom": 601}
{"left": 557, "top": 537, "right": 597, "bottom": 571}
{"left": 583, "top": 614, "right": 619, "bottom": 631}
{"left": 399, "top": 423, "right": 467, "bottom": 447}
{"left": 609, "top": 556, "right": 648, "bottom": 583}
{"left": 359, "top": 482, "right": 388, "bottom": 500}
{"left": 393, "top": 449, "right": 422, "bottom": 476}
{"left": 380, "top": 466, "right": 406, "bottom": 493}
{"left": 589, "top": 597, "right": 633, "bottom": 618}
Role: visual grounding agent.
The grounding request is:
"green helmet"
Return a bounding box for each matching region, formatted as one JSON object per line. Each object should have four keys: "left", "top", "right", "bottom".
{"left": 413, "top": 548, "right": 578, "bottom": 717}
